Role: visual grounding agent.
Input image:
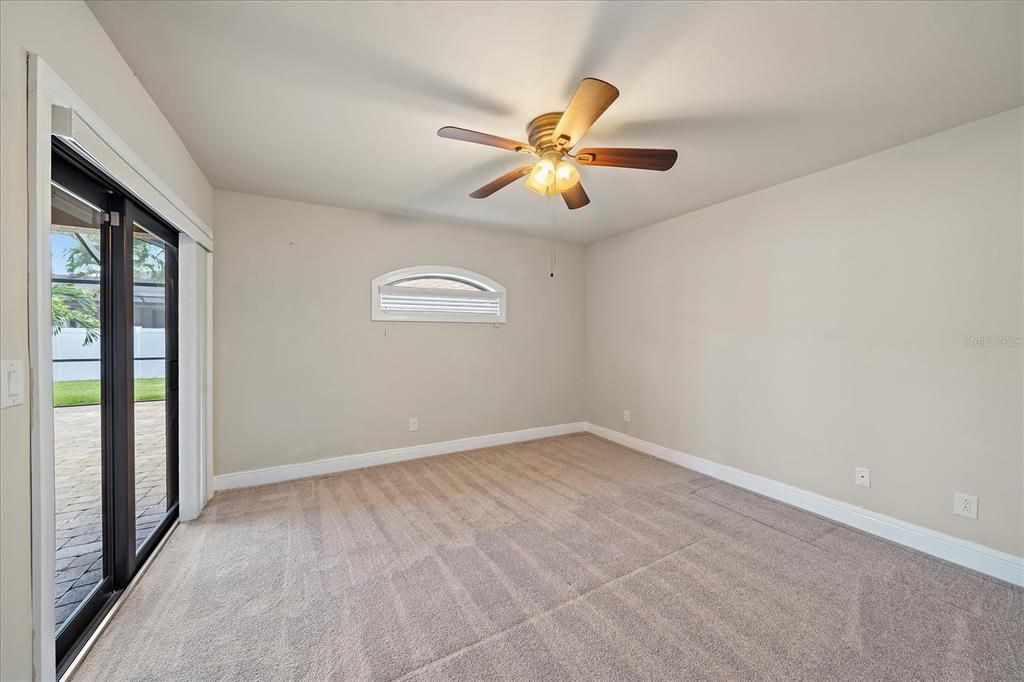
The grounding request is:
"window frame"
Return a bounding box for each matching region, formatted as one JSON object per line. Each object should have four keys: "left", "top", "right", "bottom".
{"left": 371, "top": 265, "right": 507, "bottom": 323}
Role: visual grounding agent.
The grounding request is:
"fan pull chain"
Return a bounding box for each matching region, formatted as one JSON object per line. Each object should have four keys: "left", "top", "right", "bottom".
{"left": 549, "top": 191, "right": 558, "bottom": 278}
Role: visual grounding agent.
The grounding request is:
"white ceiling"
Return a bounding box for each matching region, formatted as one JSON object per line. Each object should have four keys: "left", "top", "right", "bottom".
{"left": 88, "top": 1, "right": 1022, "bottom": 243}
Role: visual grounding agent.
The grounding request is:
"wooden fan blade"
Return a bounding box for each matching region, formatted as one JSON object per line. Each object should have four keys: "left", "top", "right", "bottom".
{"left": 575, "top": 147, "right": 678, "bottom": 171}
{"left": 469, "top": 165, "right": 533, "bottom": 198}
{"left": 438, "top": 126, "right": 535, "bottom": 154}
{"left": 552, "top": 78, "right": 620, "bottom": 149}
{"left": 562, "top": 182, "right": 590, "bottom": 210}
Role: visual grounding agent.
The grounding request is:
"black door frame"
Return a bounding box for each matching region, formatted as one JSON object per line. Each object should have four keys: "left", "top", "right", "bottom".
{"left": 125, "top": 197, "right": 180, "bottom": 567}
{"left": 52, "top": 145, "right": 119, "bottom": 668}
{"left": 52, "top": 141, "right": 180, "bottom": 672}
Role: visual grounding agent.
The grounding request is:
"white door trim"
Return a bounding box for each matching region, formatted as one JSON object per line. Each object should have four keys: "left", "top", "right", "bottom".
{"left": 177, "top": 239, "right": 210, "bottom": 521}
{"left": 28, "top": 52, "right": 58, "bottom": 682}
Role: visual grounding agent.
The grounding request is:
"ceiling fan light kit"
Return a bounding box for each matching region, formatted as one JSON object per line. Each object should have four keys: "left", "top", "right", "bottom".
{"left": 523, "top": 152, "right": 580, "bottom": 196}
{"left": 438, "top": 78, "right": 678, "bottom": 210}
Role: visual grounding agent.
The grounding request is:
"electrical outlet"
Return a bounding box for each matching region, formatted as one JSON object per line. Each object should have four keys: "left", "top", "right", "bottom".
{"left": 408, "top": 417, "right": 418, "bottom": 432}
{"left": 954, "top": 492, "right": 978, "bottom": 519}
{"left": 854, "top": 467, "right": 870, "bottom": 488}
{"left": 623, "top": 409, "right": 631, "bottom": 423}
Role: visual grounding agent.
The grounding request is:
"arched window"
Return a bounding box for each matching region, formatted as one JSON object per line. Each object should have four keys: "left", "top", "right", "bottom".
{"left": 371, "top": 266, "right": 506, "bottom": 323}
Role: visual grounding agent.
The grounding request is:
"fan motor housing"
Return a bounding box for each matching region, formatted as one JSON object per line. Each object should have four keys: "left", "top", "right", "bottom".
{"left": 527, "top": 112, "right": 565, "bottom": 152}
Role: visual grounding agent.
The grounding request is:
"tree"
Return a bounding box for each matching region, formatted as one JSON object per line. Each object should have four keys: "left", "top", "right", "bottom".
{"left": 62, "top": 232, "right": 101, "bottom": 277}
{"left": 53, "top": 232, "right": 102, "bottom": 346}
{"left": 131, "top": 238, "right": 165, "bottom": 283}
{"left": 63, "top": 233, "right": 165, "bottom": 282}
{"left": 52, "top": 231, "right": 164, "bottom": 345}
{"left": 52, "top": 283, "right": 99, "bottom": 344}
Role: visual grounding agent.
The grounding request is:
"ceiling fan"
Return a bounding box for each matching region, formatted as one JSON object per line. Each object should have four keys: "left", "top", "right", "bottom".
{"left": 438, "top": 78, "right": 677, "bottom": 210}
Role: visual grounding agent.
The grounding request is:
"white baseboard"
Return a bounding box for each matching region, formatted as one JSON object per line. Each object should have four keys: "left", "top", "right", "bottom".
{"left": 585, "top": 423, "right": 1024, "bottom": 587}
{"left": 211, "top": 419, "right": 1022, "bottom": 586}
{"left": 213, "top": 422, "right": 587, "bottom": 491}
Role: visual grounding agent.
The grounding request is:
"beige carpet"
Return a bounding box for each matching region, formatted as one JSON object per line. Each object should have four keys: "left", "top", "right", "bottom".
{"left": 74, "top": 433, "right": 1023, "bottom": 680}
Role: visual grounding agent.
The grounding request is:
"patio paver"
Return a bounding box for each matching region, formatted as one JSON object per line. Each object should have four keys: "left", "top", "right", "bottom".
{"left": 53, "top": 401, "right": 168, "bottom": 631}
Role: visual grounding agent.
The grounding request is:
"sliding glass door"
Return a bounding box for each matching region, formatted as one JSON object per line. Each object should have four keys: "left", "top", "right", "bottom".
{"left": 51, "top": 163, "right": 109, "bottom": 646}
{"left": 51, "top": 142, "right": 179, "bottom": 672}
{"left": 129, "top": 204, "right": 179, "bottom": 558}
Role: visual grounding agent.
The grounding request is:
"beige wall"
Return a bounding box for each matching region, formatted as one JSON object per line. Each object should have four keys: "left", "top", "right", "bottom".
{"left": 213, "top": 191, "right": 585, "bottom": 476}
{"left": 0, "top": 2, "right": 213, "bottom": 679}
{"left": 586, "top": 109, "right": 1023, "bottom": 556}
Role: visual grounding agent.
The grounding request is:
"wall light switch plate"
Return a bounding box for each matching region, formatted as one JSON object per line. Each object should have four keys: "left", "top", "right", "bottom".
{"left": 1, "top": 360, "right": 25, "bottom": 409}
{"left": 954, "top": 492, "right": 978, "bottom": 519}
{"left": 623, "top": 410, "right": 631, "bottom": 423}
{"left": 854, "top": 467, "right": 870, "bottom": 488}
{"left": 409, "top": 417, "right": 418, "bottom": 432}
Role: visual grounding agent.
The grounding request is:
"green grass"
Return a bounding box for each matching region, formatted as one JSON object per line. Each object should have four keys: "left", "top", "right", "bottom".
{"left": 53, "top": 378, "right": 165, "bottom": 407}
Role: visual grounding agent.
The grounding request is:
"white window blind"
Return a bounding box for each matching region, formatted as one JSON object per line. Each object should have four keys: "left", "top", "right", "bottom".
{"left": 371, "top": 266, "right": 506, "bottom": 323}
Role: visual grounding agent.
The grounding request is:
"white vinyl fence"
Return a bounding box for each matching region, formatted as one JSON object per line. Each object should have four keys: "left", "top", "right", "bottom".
{"left": 52, "top": 327, "right": 165, "bottom": 381}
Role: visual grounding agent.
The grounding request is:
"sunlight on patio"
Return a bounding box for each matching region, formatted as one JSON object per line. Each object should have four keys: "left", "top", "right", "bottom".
{"left": 53, "top": 402, "right": 167, "bottom": 630}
